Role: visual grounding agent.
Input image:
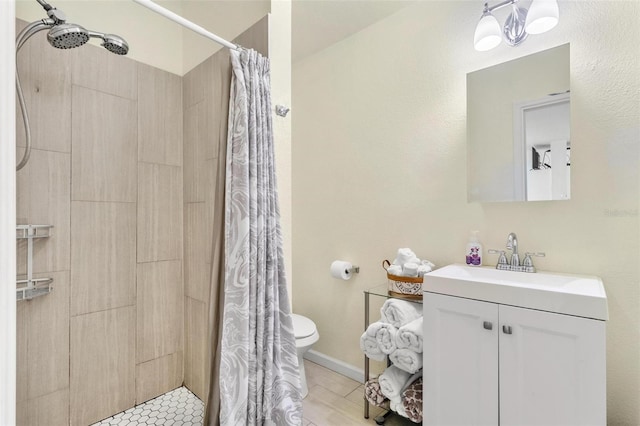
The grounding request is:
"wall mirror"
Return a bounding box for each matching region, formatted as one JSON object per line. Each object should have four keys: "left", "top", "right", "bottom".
{"left": 467, "top": 44, "right": 570, "bottom": 202}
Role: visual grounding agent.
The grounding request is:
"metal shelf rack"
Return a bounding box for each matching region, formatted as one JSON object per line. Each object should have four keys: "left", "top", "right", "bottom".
{"left": 16, "top": 224, "right": 54, "bottom": 301}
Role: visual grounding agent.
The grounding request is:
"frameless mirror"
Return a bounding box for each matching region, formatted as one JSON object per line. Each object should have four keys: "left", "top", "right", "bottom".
{"left": 467, "top": 44, "right": 570, "bottom": 202}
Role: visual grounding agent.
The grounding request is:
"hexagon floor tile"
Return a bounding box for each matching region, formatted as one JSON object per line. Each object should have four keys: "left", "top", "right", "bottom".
{"left": 91, "top": 386, "right": 204, "bottom": 426}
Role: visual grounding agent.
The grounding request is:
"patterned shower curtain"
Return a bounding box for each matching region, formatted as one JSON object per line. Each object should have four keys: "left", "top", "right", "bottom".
{"left": 219, "top": 48, "right": 302, "bottom": 425}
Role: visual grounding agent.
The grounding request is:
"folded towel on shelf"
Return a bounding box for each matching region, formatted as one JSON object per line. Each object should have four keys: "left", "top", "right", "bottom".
{"left": 360, "top": 322, "right": 386, "bottom": 361}
{"left": 378, "top": 365, "right": 412, "bottom": 401}
{"left": 376, "top": 322, "right": 399, "bottom": 354}
{"left": 380, "top": 299, "right": 422, "bottom": 328}
{"left": 390, "top": 348, "right": 423, "bottom": 374}
{"left": 401, "top": 377, "right": 423, "bottom": 423}
{"left": 396, "top": 316, "right": 423, "bottom": 353}
{"left": 364, "top": 378, "right": 387, "bottom": 407}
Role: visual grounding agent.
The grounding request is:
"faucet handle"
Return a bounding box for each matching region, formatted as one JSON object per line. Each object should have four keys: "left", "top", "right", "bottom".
{"left": 523, "top": 252, "right": 545, "bottom": 270}
{"left": 488, "top": 249, "right": 509, "bottom": 266}
{"left": 524, "top": 252, "right": 546, "bottom": 259}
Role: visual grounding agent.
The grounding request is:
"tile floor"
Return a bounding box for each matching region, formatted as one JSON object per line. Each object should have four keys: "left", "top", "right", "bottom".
{"left": 302, "top": 360, "right": 418, "bottom": 426}
{"left": 89, "top": 360, "right": 416, "bottom": 426}
{"left": 91, "top": 386, "right": 203, "bottom": 426}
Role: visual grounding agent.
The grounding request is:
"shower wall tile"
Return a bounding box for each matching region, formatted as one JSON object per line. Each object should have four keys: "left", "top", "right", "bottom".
{"left": 138, "top": 64, "right": 183, "bottom": 166}
{"left": 184, "top": 202, "right": 211, "bottom": 303}
{"left": 71, "top": 201, "right": 136, "bottom": 316}
{"left": 235, "top": 16, "right": 269, "bottom": 57}
{"left": 18, "top": 388, "right": 70, "bottom": 426}
{"left": 137, "top": 163, "right": 183, "bottom": 262}
{"left": 16, "top": 301, "right": 28, "bottom": 404}
{"left": 137, "top": 260, "right": 183, "bottom": 363}
{"left": 71, "top": 43, "right": 137, "bottom": 100}
{"left": 136, "top": 351, "right": 183, "bottom": 404}
{"left": 72, "top": 86, "right": 137, "bottom": 203}
{"left": 25, "top": 271, "right": 70, "bottom": 400}
{"left": 70, "top": 306, "right": 136, "bottom": 426}
{"left": 184, "top": 101, "right": 218, "bottom": 203}
{"left": 15, "top": 19, "right": 72, "bottom": 153}
{"left": 184, "top": 296, "right": 207, "bottom": 401}
{"left": 16, "top": 149, "right": 71, "bottom": 276}
{"left": 183, "top": 55, "right": 214, "bottom": 109}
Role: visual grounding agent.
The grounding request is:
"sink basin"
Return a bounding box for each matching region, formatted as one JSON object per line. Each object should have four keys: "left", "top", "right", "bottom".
{"left": 424, "top": 264, "right": 608, "bottom": 320}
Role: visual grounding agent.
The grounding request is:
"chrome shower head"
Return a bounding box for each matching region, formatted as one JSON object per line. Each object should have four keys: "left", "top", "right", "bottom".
{"left": 47, "top": 23, "right": 89, "bottom": 49}
{"left": 101, "top": 34, "right": 129, "bottom": 55}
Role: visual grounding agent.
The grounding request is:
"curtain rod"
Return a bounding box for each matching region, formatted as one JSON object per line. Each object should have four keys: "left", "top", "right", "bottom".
{"left": 132, "top": 0, "right": 242, "bottom": 51}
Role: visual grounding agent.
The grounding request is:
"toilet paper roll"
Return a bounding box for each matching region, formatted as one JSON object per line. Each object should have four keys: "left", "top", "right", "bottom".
{"left": 330, "top": 260, "right": 353, "bottom": 280}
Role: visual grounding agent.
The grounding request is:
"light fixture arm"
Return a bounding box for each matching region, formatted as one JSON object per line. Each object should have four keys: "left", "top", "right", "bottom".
{"left": 485, "top": 0, "right": 518, "bottom": 14}
{"left": 474, "top": 0, "right": 559, "bottom": 51}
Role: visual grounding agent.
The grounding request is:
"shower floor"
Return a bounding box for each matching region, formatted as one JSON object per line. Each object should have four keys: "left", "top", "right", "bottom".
{"left": 91, "top": 386, "right": 204, "bottom": 426}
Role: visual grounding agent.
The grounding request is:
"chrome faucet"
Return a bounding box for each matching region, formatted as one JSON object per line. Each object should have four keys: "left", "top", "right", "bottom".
{"left": 488, "top": 232, "right": 545, "bottom": 273}
{"left": 506, "top": 232, "right": 519, "bottom": 267}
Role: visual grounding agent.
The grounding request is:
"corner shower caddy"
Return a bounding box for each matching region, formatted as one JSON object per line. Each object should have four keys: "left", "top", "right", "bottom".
{"left": 16, "top": 224, "right": 54, "bottom": 301}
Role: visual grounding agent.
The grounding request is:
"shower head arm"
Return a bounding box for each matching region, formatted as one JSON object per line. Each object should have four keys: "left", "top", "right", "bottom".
{"left": 36, "top": 0, "right": 52, "bottom": 11}
{"left": 87, "top": 30, "right": 107, "bottom": 40}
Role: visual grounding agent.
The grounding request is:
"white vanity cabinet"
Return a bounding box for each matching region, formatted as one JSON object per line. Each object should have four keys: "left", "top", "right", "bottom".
{"left": 422, "top": 265, "right": 608, "bottom": 426}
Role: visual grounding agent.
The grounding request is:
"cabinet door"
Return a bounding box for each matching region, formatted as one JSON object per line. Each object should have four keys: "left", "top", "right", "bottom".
{"left": 423, "top": 292, "right": 499, "bottom": 426}
{"left": 499, "top": 305, "right": 606, "bottom": 426}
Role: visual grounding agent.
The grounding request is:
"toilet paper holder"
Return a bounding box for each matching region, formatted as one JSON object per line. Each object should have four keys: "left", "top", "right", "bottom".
{"left": 330, "top": 260, "right": 360, "bottom": 280}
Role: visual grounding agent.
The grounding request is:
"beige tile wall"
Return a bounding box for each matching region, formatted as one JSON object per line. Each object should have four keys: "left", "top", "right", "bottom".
{"left": 71, "top": 86, "right": 137, "bottom": 203}
{"left": 16, "top": 19, "right": 184, "bottom": 426}
{"left": 16, "top": 13, "right": 267, "bottom": 425}
{"left": 137, "top": 163, "right": 183, "bottom": 263}
{"left": 135, "top": 60, "right": 184, "bottom": 405}
{"left": 70, "top": 306, "right": 136, "bottom": 426}
{"left": 181, "top": 15, "right": 269, "bottom": 404}
{"left": 70, "top": 201, "right": 136, "bottom": 316}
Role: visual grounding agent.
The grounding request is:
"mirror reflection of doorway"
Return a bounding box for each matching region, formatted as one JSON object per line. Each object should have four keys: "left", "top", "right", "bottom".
{"left": 513, "top": 92, "right": 570, "bottom": 201}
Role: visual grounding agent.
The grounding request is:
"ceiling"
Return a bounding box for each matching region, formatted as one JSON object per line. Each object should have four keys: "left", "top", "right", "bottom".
{"left": 292, "top": 0, "right": 413, "bottom": 63}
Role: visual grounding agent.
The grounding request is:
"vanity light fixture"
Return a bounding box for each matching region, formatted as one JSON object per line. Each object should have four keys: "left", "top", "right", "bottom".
{"left": 474, "top": 0, "right": 559, "bottom": 51}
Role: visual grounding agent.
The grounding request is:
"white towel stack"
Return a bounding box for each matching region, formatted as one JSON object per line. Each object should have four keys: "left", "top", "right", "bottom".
{"left": 375, "top": 322, "right": 398, "bottom": 354}
{"left": 389, "top": 248, "right": 435, "bottom": 278}
{"left": 390, "top": 348, "right": 423, "bottom": 374}
{"left": 396, "top": 316, "right": 423, "bottom": 353}
{"left": 359, "top": 323, "right": 386, "bottom": 361}
{"left": 380, "top": 299, "right": 422, "bottom": 329}
{"left": 378, "top": 365, "right": 411, "bottom": 401}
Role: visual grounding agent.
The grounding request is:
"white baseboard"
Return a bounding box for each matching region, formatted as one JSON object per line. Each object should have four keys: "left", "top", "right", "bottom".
{"left": 303, "top": 349, "right": 364, "bottom": 384}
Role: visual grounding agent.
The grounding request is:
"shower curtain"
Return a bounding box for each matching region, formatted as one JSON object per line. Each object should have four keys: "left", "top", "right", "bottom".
{"left": 217, "top": 48, "right": 302, "bottom": 425}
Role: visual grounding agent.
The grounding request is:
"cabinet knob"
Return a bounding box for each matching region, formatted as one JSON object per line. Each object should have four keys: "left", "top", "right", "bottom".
{"left": 483, "top": 321, "right": 493, "bottom": 330}
{"left": 502, "top": 325, "right": 513, "bottom": 335}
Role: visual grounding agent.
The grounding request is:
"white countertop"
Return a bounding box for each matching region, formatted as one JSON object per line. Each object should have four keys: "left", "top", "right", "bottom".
{"left": 423, "top": 264, "right": 608, "bottom": 320}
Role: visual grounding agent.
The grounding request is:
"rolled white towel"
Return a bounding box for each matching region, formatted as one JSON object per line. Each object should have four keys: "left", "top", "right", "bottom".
{"left": 396, "top": 317, "right": 423, "bottom": 353}
{"left": 393, "top": 248, "right": 418, "bottom": 267}
{"left": 378, "top": 365, "right": 412, "bottom": 401}
{"left": 390, "top": 398, "right": 409, "bottom": 419}
{"left": 390, "top": 348, "right": 423, "bottom": 374}
{"left": 417, "top": 264, "right": 432, "bottom": 277}
{"left": 386, "top": 264, "right": 403, "bottom": 276}
{"left": 359, "top": 322, "right": 386, "bottom": 361}
{"left": 380, "top": 299, "right": 422, "bottom": 328}
{"left": 422, "top": 259, "right": 435, "bottom": 268}
{"left": 402, "top": 262, "right": 419, "bottom": 277}
{"left": 375, "top": 322, "right": 399, "bottom": 354}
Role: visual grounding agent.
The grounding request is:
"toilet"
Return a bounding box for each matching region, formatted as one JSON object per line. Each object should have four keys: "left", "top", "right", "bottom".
{"left": 291, "top": 313, "right": 320, "bottom": 399}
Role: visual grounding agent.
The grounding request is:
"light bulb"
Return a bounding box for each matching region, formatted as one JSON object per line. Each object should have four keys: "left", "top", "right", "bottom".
{"left": 474, "top": 12, "right": 502, "bottom": 51}
{"left": 525, "top": 0, "right": 559, "bottom": 34}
